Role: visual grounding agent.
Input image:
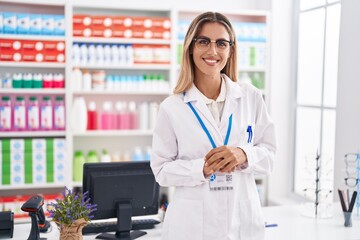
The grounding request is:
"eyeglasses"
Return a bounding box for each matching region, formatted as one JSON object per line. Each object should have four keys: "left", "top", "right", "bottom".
{"left": 192, "top": 37, "right": 233, "bottom": 53}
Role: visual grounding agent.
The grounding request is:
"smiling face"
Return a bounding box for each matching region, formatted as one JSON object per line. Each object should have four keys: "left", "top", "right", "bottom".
{"left": 192, "top": 22, "right": 232, "bottom": 81}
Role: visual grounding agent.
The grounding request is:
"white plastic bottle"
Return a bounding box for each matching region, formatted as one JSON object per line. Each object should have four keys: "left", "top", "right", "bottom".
{"left": 101, "top": 149, "right": 111, "bottom": 163}
{"left": 71, "top": 97, "right": 87, "bottom": 132}
{"left": 126, "top": 44, "right": 134, "bottom": 65}
{"left": 72, "top": 67, "right": 83, "bottom": 90}
{"left": 82, "top": 70, "right": 92, "bottom": 90}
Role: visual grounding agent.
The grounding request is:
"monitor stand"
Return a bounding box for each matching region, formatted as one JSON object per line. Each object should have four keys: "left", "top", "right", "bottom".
{"left": 96, "top": 201, "right": 147, "bottom": 240}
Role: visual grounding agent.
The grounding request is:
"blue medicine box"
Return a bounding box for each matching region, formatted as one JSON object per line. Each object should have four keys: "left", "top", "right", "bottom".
{"left": 3, "top": 12, "right": 17, "bottom": 34}
{"left": 17, "top": 13, "right": 30, "bottom": 34}
{"left": 0, "top": 13, "right": 3, "bottom": 34}
{"left": 29, "top": 14, "right": 42, "bottom": 35}
{"left": 42, "top": 14, "right": 54, "bottom": 35}
{"left": 54, "top": 15, "right": 65, "bottom": 36}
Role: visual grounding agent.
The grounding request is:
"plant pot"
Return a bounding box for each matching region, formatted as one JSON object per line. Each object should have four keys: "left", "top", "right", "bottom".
{"left": 58, "top": 218, "right": 87, "bottom": 240}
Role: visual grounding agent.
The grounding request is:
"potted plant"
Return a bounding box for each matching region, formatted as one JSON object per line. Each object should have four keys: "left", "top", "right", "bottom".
{"left": 47, "top": 187, "right": 97, "bottom": 240}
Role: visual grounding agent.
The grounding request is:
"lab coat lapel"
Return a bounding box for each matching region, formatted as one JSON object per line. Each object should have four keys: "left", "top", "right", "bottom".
{"left": 219, "top": 75, "right": 244, "bottom": 132}
{"left": 184, "top": 85, "right": 221, "bottom": 135}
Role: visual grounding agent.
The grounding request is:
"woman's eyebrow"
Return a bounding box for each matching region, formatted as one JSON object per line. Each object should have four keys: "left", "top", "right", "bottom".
{"left": 197, "top": 35, "right": 230, "bottom": 41}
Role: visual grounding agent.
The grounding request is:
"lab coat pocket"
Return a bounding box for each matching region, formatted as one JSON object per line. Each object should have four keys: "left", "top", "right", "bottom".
{"left": 239, "top": 199, "right": 264, "bottom": 240}
{"left": 167, "top": 198, "right": 203, "bottom": 240}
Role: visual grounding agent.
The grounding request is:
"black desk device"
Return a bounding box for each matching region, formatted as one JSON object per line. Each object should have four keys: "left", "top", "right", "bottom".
{"left": 0, "top": 211, "right": 14, "bottom": 238}
{"left": 21, "top": 195, "right": 50, "bottom": 240}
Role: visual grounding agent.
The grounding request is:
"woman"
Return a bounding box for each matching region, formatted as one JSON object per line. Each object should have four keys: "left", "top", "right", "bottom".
{"left": 151, "top": 12, "right": 276, "bottom": 240}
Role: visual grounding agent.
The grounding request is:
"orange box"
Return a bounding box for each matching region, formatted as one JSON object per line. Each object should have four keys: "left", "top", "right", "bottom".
{"left": 0, "top": 39, "right": 22, "bottom": 50}
{"left": 73, "top": 24, "right": 92, "bottom": 37}
{"left": 92, "top": 25, "right": 113, "bottom": 38}
{"left": 113, "top": 16, "right": 133, "bottom": 28}
{"left": 152, "top": 17, "right": 171, "bottom": 29}
{"left": 0, "top": 52, "right": 22, "bottom": 62}
{"left": 73, "top": 14, "right": 92, "bottom": 26}
{"left": 112, "top": 25, "right": 126, "bottom": 38}
{"left": 43, "top": 41, "right": 65, "bottom": 53}
{"left": 152, "top": 28, "right": 171, "bottom": 39}
{"left": 92, "top": 16, "right": 113, "bottom": 27}
{"left": 44, "top": 52, "right": 65, "bottom": 62}
{"left": 133, "top": 16, "right": 153, "bottom": 28}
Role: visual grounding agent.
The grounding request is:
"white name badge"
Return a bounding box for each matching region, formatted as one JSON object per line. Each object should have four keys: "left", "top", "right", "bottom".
{"left": 209, "top": 173, "right": 233, "bottom": 191}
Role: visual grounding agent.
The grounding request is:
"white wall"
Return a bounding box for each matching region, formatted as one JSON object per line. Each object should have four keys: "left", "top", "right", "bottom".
{"left": 334, "top": 0, "right": 360, "bottom": 195}
{"left": 78, "top": 0, "right": 270, "bottom": 12}
{"left": 267, "top": 0, "right": 294, "bottom": 204}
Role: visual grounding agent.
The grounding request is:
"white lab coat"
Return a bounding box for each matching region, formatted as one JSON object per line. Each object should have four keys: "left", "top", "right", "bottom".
{"left": 151, "top": 74, "right": 276, "bottom": 240}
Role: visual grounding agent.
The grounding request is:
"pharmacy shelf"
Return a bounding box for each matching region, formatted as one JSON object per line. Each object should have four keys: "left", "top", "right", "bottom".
{"left": 73, "top": 37, "right": 171, "bottom": 45}
{"left": 0, "top": 89, "right": 66, "bottom": 94}
{"left": 0, "top": 62, "right": 66, "bottom": 68}
{"left": 0, "top": 183, "right": 65, "bottom": 190}
{"left": 73, "top": 130, "right": 153, "bottom": 137}
{"left": 0, "top": 34, "right": 65, "bottom": 41}
{"left": 73, "top": 64, "right": 170, "bottom": 70}
{"left": 0, "top": 131, "right": 66, "bottom": 138}
{"left": 72, "top": 90, "right": 170, "bottom": 95}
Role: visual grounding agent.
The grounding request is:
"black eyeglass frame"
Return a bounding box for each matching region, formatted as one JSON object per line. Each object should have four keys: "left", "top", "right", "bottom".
{"left": 192, "top": 37, "right": 233, "bottom": 50}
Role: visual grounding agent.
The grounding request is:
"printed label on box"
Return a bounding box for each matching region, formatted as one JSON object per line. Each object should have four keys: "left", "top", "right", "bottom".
{"left": 3, "top": 12, "right": 16, "bottom": 34}
{"left": 0, "top": 13, "right": 3, "bottom": 34}
{"left": 54, "top": 15, "right": 65, "bottom": 36}
{"left": 17, "top": 13, "right": 29, "bottom": 34}
{"left": 29, "top": 14, "right": 42, "bottom": 35}
{"left": 42, "top": 15, "right": 54, "bottom": 35}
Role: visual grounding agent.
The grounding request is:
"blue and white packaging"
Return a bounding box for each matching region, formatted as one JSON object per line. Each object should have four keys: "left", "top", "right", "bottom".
{"left": 3, "top": 12, "right": 17, "bottom": 34}
{"left": 17, "top": 13, "right": 29, "bottom": 34}
{"left": 177, "top": 20, "right": 190, "bottom": 41}
{"left": 32, "top": 151, "right": 46, "bottom": 184}
{"left": 29, "top": 14, "right": 42, "bottom": 35}
{"left": 42, "top": 14, "right": 54, "bottom": 35}
{"left": 54, "top": 15, "right": 65, "bottom": 36}
{"left": 0, "top": 13, "right": 3, "bottom": 34}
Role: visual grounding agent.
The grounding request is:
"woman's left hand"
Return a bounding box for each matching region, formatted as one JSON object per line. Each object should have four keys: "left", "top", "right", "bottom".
{"left": 204, "top": 146, "right": 247, "bottom": 173}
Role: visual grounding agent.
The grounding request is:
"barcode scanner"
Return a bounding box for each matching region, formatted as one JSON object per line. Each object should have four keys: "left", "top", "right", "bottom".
{"left": 21, "top": 195, "right": 50, "bottom": 240}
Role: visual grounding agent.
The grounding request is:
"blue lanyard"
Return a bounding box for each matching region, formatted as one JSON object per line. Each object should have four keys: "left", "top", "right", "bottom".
{"left": 184, "top": 93, "right": 233, "bottom": 148}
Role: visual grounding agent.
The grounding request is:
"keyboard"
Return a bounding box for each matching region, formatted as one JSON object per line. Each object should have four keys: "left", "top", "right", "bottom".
{"left": 82, "top": 218, "right": 160, "bottom": 235}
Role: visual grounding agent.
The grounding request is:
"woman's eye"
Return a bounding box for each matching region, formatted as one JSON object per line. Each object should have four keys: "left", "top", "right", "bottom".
{"left": 217, "top": 41, "right": 227, "bottom": 47}
{"left": 198, "top": 39, "right": 209, "bottom": 45}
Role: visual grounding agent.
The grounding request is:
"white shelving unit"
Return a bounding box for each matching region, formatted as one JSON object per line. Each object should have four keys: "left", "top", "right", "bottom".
{"left": 0, "top": 0, "right": 271, "bottom": 205}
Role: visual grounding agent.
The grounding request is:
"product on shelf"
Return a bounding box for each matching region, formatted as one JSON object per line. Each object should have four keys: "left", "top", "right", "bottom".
{"left": 73, "top": 150, "right": 85, "bottom": 182}
{"left": 0, "top": 96, "right": 12, "bottom": 131}
{"left": 87, "top": 101, "right": 97, "bottom": 130}
{"left": 73, "top": 14, "right": 171, "bottom": 39}
{"left": 0, "top": 193, "right": 62, "bottom": 219}
{"left": 0, "top": 138, "right": 66, "bottom": 186}
{"left": 0, "top": 39, "right": 65, "bottom": 63}
{"left": 71, "top": 97, "right": 87, "bottom": 133}
{"left": 40, "top": 96, "right": 53, "bottom": 130}
{"left": 13, "top": 96, "right": 26, "bottom": 131}
{"left": 54, "top": 96, "right": 65, "bottom": 130}
{"left": 0, "top": 72, "right": 64, "bottom": 89}
{"left": 0, "top": 12, "right": 65, "bottom": 36}
{"left": 27, "top": 96, "right": 40, "bottom": 130}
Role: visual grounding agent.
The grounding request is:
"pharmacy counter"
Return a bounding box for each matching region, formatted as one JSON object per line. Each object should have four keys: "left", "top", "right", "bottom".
{"left": 12, "top": 204, "right": 360, "bottom": 240}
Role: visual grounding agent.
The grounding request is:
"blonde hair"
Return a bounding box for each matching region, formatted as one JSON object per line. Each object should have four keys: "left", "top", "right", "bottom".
{"left": 173, "top": 12, "right": 238, "bottom": 94}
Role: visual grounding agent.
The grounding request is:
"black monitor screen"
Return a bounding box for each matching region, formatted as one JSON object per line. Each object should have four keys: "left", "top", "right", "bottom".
{"left": 83, "top": 161, "right": 159, "bottom": 239}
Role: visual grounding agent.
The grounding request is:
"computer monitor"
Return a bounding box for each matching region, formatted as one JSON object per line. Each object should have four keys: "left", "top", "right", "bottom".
{"left": 83, "top": 161, "right": 160, "bottom": 240}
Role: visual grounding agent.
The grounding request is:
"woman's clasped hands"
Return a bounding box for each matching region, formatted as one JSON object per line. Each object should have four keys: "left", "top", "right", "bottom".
{"left": 203, "top": 146, "right": 248, "bottom": 177}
